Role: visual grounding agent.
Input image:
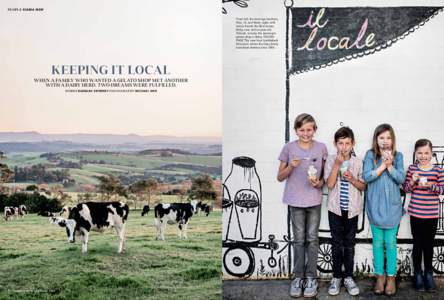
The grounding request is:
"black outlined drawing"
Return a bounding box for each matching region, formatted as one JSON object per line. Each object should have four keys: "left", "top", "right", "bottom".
{"left": 222, "top": 0, "right": 249, "bottom": 15}
{"left": 222, "top": 146, "right": 444, "bottom": 278}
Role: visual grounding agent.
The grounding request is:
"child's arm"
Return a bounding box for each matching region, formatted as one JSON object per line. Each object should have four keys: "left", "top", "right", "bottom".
{"left": 402, "top": 165, "right": 415, "bottom": 193}
{"left": 429, "top": 168, "right": 444, "bottom": 195}
{"left": 386, "top": 152, "right": 406, "bottom": 184}
{"left": 342, "top": 159, "right": 365, "bottom": 191}
{"left": 277, "top": 160, "right": 297, "bottom": 182}
{"left": 325, "top": 155, "right": 341, "bottom": 189}
{"left": 363, "top": 151, "right": 387, "bottom": 183}
{"left": 277, "top": 144, "right": 298, "bottom": 182}
{"left": 343, "top": 172, "right": 366, "bottom": 191}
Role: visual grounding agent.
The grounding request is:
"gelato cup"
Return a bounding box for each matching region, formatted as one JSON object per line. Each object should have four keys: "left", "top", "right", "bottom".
{"left": 340, "top": 160, "right": 350, "bottom": 177}
{"left": 307, "top": 165, "right": 317, "bottom": 180}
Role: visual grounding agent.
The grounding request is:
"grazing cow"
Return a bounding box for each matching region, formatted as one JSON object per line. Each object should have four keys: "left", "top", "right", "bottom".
{"left": 38, "top": 211, "right": 55, "bottom": 217}
{"left": 50, "top": 201, "right": 129, "bottom": 253}
{"left": 16, "top": 205, "right": 27, "bottom": 218}
{"left": 19, "top": 205, "right": 27, "bottom": 216}
{"left": 4, "top": 206, "right": 14, "bottom": 221}
{"left": 154, "top": 202, "right": 196, "bottom": 240}
{"left": 141, "top": 205, "right": 150, "bottom": 217}
{"left": 197, "top": 201, "right": 211, "bottom": 217}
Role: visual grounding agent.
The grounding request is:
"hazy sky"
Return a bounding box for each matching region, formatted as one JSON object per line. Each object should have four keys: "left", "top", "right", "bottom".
{"left": 0, "top": 1, "right": 221, "bottom": 137}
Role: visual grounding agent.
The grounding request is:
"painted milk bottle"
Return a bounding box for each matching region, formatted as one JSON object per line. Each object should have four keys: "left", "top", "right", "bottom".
{"left": 223, "top": 156, "right": 262, "bottom": 242}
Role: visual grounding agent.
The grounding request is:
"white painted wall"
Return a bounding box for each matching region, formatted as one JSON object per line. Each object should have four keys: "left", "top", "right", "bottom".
{"left": 223, "top": 0, "right": 444, "bottom": 279}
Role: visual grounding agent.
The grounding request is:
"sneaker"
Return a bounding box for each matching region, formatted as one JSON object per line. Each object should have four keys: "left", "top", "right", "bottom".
{"left": 303, "top": 277, "right": 318, "bottom": 298}
{"left": 328, "top": 278, "right": 342, "bottom": 296}
{"left": 344, "top": 277, "right": 360, "bottom": 296}
{"left": 289, "top": 278, "right": 303, "bottom": 298}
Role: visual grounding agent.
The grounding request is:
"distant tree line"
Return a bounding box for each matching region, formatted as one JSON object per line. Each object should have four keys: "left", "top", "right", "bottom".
{"left": 0, "top": 192, "right": 61, "bottom": 213}
{"left": 13, "top": 165, "right": 71, "bottom": 183}
{"left": 94, "top": 174, "right": 217, "bottom": 209}
{"left": 158, "top": 164, "right": 221, "bottom": 174}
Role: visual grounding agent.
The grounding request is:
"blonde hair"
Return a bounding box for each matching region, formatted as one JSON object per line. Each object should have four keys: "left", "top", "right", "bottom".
{"left": 293, "top": 113, "right": 317, "bottom": 130}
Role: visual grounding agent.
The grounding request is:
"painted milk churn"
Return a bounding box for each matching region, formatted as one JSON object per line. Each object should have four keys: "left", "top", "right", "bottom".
{"left": 223, "top": 156, "right": 262, "bottom": 242}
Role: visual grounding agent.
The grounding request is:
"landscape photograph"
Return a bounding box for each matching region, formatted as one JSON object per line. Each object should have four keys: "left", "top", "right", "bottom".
{"left": 0, "top": 1, "right": 221, "bottom": 299}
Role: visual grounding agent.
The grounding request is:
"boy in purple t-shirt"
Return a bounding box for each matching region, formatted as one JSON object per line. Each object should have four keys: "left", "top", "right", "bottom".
{"left": 278, "top": 113, "right": 327, "bottom": 298}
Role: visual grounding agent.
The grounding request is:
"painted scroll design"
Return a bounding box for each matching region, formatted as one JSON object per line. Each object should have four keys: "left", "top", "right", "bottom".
{"left": 288, "top": 7, "right": 444, "bottom": 75}
{"left": 222, "top": 0, "right": 249, "bottom": 15}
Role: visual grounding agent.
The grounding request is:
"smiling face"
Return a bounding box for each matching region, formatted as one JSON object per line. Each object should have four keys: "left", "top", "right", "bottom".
{"left": 295, "top": 122, "right": 316, "bottom": 144}
{"left": 415, "top": 145, "right": 433, "bottom": 167}
{"left": 335, "top": 137, "right": 354, "bottom": 159}
{"left": 377, "top": 130, "right": 393, "bottom": 151}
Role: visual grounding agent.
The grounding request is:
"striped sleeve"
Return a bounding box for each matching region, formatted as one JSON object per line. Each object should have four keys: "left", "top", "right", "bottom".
{"left": 430, "top": 167, "right": 444, "bottom": 195}
{"left": 403, "top": 165, "right": 415, "bottom": 193}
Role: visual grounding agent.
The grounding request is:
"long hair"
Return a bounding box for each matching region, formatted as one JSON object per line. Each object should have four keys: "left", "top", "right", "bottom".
{"left": 371, "top": 123, "right": 396, "bottom": 161}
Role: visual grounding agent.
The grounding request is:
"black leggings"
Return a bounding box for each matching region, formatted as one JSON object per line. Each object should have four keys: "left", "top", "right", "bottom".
{"left": 410, "top": 216, "right": 438, "bottom": 273}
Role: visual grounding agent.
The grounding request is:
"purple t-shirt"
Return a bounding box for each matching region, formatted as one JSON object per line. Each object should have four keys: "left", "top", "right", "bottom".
{"left": 278, "top": 140, "right": 328, "bottom": 207}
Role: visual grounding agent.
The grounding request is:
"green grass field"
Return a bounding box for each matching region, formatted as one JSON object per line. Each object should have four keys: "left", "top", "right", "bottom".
{"left": 0, "top": 210, "right": 222, "bottom": 300}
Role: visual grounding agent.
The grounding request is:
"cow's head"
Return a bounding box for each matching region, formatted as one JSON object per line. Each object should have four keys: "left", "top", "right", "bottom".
{"left": 190, "top": 200, "right": 198, "bottom": 214}
{"left": 50, "top": 217, "right": 77, "bottom": 243}
{"left": 59, "top": 205, "right": 71, "bottom": 217}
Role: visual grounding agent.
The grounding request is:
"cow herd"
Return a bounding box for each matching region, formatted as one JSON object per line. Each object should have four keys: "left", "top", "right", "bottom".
{"left": 3, "top": 200, "right": 212, "bottom": 254}
{"left": 4, "top": 205, "right": 27, "bottom": 221}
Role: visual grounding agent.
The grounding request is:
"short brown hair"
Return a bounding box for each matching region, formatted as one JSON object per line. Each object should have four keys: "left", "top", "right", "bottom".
{"left": 414, "top": 139, "right": 432, "bottom": 152}
{"left": 293, "top": 113, "right": 317, "bottom": 130}
{"left": 334, "top": 127, "right": 355, "bottom": 143}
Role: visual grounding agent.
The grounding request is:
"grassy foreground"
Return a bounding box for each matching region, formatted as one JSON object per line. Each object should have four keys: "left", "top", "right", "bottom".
{"left": 0, "top": 210, "right": 221, "bottom": 300}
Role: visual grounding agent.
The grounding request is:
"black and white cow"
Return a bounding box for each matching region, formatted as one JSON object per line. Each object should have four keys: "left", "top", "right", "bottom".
{"left": 154, "top": 202, "right": 197, "bottom": 240}
{"left": 19, "top": 205, "right": 27, "bottom": 216}
{"left": 4, "top": 206, "right": 14, "bottom": 221}
{"left": 141, "top": 205, "right": 150, "bottom": 217}
{"left": 196, "top": 201, "right": 211, "bottom": 217}
{"left": 38, "top": 211, "right": 55, "bottom": 217}
{"left": 50, "top": 201, "right": 129, "bottom": 253}
{"left": 59, "top": 205, "right": 71, "bottom": 218}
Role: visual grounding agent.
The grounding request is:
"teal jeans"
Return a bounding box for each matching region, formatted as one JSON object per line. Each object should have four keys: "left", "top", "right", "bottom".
{"left": 371, "top": 225, "right": 398, "bottom": 276}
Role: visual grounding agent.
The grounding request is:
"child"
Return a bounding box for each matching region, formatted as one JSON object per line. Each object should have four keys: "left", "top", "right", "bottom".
{"left": 403, "top": 139, "right": 443, "bottom": 292}
{"left": 324, "top": 127, "right": 366, "bottom": 296}
{"left": 277, "top": 113, "right": 327, "bottom": 298}
{"left": 363, "top": 123, "right": 405, "bottom": 296}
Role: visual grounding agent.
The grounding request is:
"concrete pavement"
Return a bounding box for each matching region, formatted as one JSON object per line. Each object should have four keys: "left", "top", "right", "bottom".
{"left": 223, "top": 278, "right": 444, "bottom": 299}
